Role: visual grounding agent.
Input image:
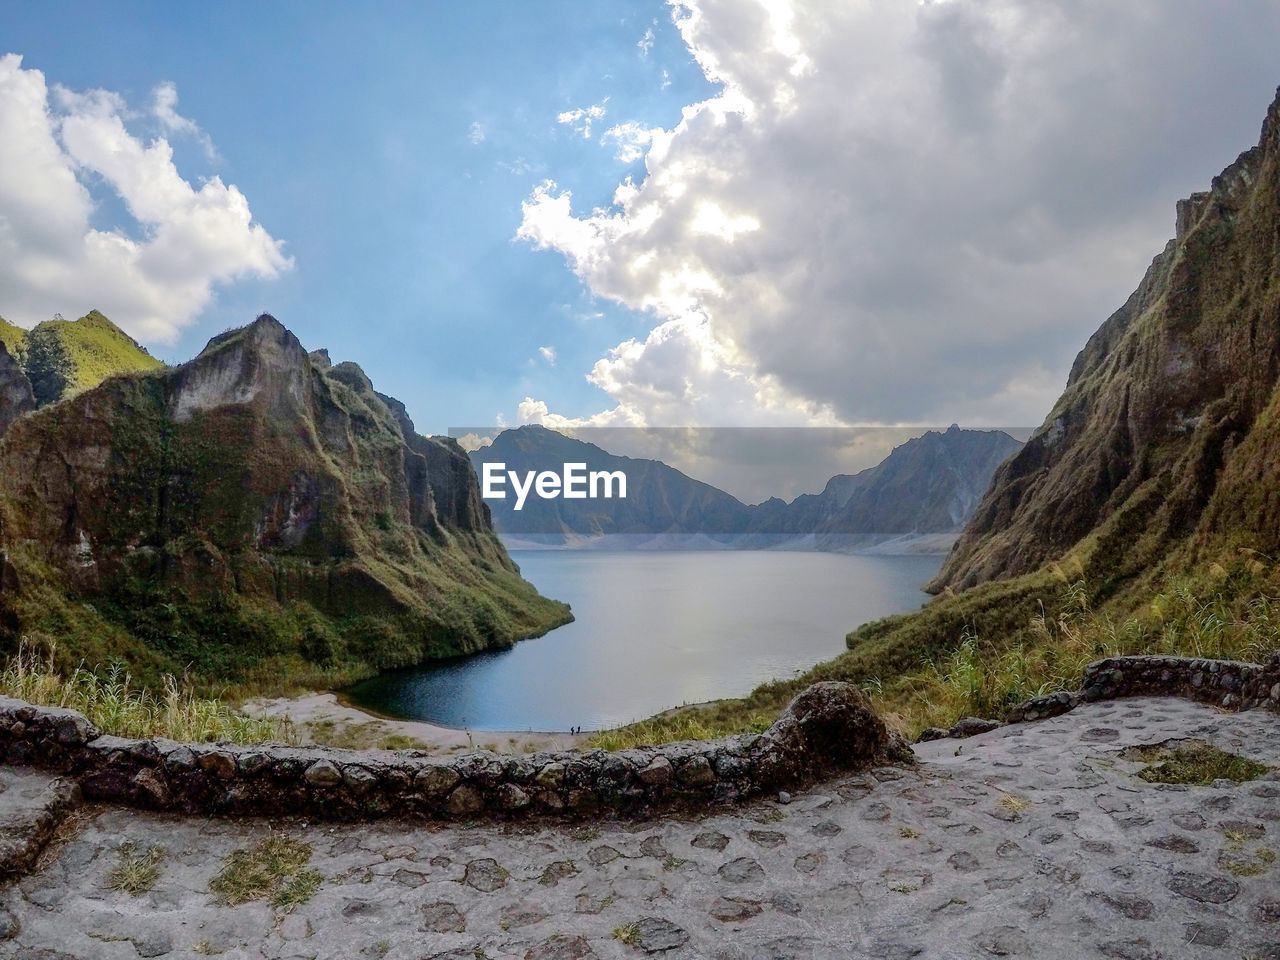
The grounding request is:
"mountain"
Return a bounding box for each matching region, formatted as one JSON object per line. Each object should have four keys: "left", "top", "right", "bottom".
{"left": 931, "top": 86, "right": 1280, "bottom": 593}
{"left": 471, "top": 425, "right": 752, "bottom": 541}
{"left": 0, "top": 310, "right": 163, "bottom": 395}
{"left": 750, "top": 426, "right": 1022, "bottom": 544}
{"left": 0, "top": 315, "right": 569, "bottom": 688}
{"left": 471, "top": 424, "right": 1021, "bottom": 549}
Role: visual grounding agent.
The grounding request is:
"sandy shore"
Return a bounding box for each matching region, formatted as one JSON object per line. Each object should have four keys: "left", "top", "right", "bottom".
{"left": 240, "top": 692, "right": 591, "bottom": 754}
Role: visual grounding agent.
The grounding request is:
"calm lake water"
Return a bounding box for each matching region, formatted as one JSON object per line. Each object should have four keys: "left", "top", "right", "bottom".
{"left": 344, "top": 550, "right": 942, "bottom": 731}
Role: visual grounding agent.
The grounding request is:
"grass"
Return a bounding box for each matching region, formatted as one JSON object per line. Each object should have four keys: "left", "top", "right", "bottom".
{"left": 1220, "top": 847, "right": 1276, "bottom": 877}
{"left": 1, "top": 640, "right": 295, "bottom": 745}
{"left": 998, "top": 793, "right": 1030, "bottom": 814}
{"left": 106, "top": 841, "right": 165, "bottom": 895}
{"left": 305, "top": 718, "right": 426, "bottom": 751}
{"left": 871, "top": 567, "right": 1279, "bottom": 735}
{"left": 1123, "top": 740, "right": 1270, "bottom": 785}
{"left": 0, "top": 316, "right": 25, "bottom": 352}
{"left": 588, "top": 710, "right": 775, "bottom": 751}
{"left": 209, "top": 835, "right": 323, "bottom": 911}
{"left": 39, "top": 310, "right": 163, "bottom": 392}
{"left": 613, "top": 923, "right": 640, "bottom": 946}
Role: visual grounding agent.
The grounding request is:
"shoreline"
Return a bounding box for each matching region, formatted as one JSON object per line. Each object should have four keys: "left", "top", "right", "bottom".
{"left": 240, "top": 691, "right": 592, "bottom": 754}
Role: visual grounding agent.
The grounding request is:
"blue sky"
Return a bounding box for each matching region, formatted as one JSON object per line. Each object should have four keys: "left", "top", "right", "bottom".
{"left": 2, "top": 2, "right": 1278, "bottom": 436}
{"left": 0, "top": 1, "right": 713, "bottom": 433}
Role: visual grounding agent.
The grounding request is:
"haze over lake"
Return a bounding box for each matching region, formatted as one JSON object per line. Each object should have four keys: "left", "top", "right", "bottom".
{"left": 345, "top": 550, "right": 942, "bottom": 731}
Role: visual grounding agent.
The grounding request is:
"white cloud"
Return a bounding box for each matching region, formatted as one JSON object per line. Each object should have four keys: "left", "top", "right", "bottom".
{"left": 601, "top": 121, "right": 662, "bottom": 164}
{"left": 638, "top": 25, "right": 656, "bottom": 58}
{"left": 538, "top": 345, "right": 557, "bottom": 364}
{"left": 0, "top": 55, "right": 290, "bottom": 344}
{"left": 150, "top": 80, "right": 219, "bottom": 163}
{"left": 517, "top": 0, "right": 1280, "bottom": 429}
{"left": 557, "top": 99, "right": 608, "bottom": 139}
{"left": 455, "top": 432, "right": 494, "bottom": 452}
{"left": 468, "top": 121, "right": 486, "bottom": 144}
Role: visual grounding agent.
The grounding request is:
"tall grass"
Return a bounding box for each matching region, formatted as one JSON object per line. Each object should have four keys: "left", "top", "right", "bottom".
{"left": 1, "top": 640, "right": 295, "bottom": 744}
{"left": 880, "top": 574, "right": 1280, "bottom": 733}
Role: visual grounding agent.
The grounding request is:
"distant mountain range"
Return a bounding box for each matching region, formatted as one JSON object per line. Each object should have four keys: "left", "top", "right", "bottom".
{"left": 469, "top": 424, "right": 1022, "bottom": 553}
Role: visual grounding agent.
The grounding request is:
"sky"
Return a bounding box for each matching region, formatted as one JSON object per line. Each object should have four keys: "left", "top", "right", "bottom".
{"left": 1, "top": 1, "right": 1279, "bottom": 438}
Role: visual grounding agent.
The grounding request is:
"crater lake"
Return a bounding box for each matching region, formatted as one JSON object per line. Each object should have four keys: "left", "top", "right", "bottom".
{"left": 344, "top": 549, "right": 943, "bottom": 731}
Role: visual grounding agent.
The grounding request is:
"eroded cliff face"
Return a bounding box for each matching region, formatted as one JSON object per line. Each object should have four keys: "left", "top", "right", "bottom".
{"left": 931, "top": 88, "right": 1280, "bottom": 592}
{"left": 0, "top": 315, "right": 569, "bottom": 684}
{"left": 0, "top": 341, "right": 34, "bottom": 439}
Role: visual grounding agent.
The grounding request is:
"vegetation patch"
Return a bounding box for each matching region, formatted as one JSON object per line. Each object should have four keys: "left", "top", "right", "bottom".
{"left": 997, "top": 793, "right": 1030, "bottom": 815}
{"left": 1218, "top": 847, "right": 1276, "bottom": 877}
{"left": 588, "top": 709, "right": 774, "bottom": 751}
{"left": 1122, "top": 739, "right": 1270, "bottom": 785}
{"left": 106, "top": 841, "right": 165, "bottom": 895}
{"left": 305, "top": 718, "right": 426, "bottom": 751}
{"left": 209, "top": 835, "right": 323, "bottom": 910}
{"left": 1, "top": 641, "right": 295, "bottom": 744}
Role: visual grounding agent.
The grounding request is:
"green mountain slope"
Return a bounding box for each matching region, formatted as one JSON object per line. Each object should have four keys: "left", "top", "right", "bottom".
{"left": 0, "top": 317, "right": 25, "bottom": 352}
{"left": 0, "top": 314, "right": 570, "bottom": 692}
{"left": 0, "top": 310, "right": 163, "bottom": 394}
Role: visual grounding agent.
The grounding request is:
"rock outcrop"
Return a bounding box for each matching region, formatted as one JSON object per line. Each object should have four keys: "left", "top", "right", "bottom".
{"left": 0, "top": 314, "right": 569, "bottom": 683}
{"left": 0, "top": 341, "right": 34, "bottom": 439}
{"left": 931, "top": 87, "right": 1280, "bottom": 591}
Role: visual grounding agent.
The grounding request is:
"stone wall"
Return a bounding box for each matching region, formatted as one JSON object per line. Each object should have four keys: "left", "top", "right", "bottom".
{"left": 1005, "top": 652, "right": 1280, "bottom": 725}
{"left": 0, "top": 682, "right": 898, "bottom": 822}
{"left": 1079, "top": 653, "right": 1280, "bottom": 710}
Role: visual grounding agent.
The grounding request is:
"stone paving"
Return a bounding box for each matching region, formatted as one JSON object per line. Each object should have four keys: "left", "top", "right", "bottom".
{"left": 1, "top": 696, "right": 1278, "bottom": 959}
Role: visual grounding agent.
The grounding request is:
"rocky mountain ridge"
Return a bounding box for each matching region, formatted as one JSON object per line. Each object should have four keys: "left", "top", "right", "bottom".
{"left": 0, "top": 314, "right": 568, "bottom": 687}
{"left": 750, "top": 425, "right": 1022, "bottom": 546}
